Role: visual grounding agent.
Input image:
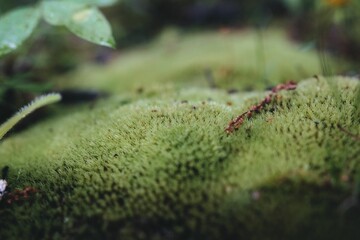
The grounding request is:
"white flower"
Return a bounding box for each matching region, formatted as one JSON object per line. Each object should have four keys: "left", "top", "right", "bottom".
{"left": 0, "top": 179, "right": 7, "bottom": 200}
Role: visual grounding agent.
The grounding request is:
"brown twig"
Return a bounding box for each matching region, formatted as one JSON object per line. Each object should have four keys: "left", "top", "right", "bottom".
{"left": 338, "top": 124, "right": 360, "bottom": 142}
{"left": 225, "top": 81, "right": 297, "bottom": 134}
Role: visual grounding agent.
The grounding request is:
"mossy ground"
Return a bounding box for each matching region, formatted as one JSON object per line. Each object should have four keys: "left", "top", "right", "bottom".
{"left": 0, "top": 29, "right": 359, "bottom": 239}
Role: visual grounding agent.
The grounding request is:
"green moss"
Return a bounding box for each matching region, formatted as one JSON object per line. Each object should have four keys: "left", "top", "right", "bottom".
{"left": 0, "top": 76, "right": 359, "bottom": 239}
{"left": 54, "top": 28, "right": 348, "bottom": 94}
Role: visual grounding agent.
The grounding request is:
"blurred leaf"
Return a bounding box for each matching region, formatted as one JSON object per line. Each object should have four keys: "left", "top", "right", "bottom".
{"left": 0, "top": 7, "right": 40, "bottom": 57}
{"left": 282, "top": 0, "right": 302, "bottom": 13}
{"left": 70, "top": 0, "right": 118, "bottom": 7}
{"left": 299, "top": 41, "right": 316, "bottom": 52}
{"left": 41, "top": 2, "right": 115, "bottom": 48}
{"left": 67, "top": 7, "right": 115, "bottom": 48}
{"left": 42, "top": 0, "right": 118, "bottom": 7}
{"left": 41, "top": 2, "right": 85, "bottom": 25}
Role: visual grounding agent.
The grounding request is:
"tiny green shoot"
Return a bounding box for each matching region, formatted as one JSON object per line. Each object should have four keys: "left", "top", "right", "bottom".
{"left": 0, "top": 93, "right": 61, "bottom": 140}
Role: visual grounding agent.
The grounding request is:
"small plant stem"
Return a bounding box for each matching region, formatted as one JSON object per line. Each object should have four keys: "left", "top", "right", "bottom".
{"left": 0, "top": 93, "right": 61, "bottom": 140}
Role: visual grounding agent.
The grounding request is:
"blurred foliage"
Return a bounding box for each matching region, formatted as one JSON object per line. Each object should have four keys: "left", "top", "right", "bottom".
{"left": 54, "top": 28, "right": 349, "bottom": 93}
{"left": 0, "top": 0, "right": 359, "bottom": 131}
{"left": 105, "top": 0, "right": 289, "bottom": 46}
{"left": 288, "top": 0, "right": 360, "bottom": 61}
{"left": 0, "top": 1, "right": 115, "bottom": 57}
{"left": 0, "top": 0, "right": 116, "bottom": 130}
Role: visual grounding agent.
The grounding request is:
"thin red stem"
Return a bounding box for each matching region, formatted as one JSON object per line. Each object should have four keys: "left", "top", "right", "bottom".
{"left": 225, "top": 81, "right": 297, "bottom": 134}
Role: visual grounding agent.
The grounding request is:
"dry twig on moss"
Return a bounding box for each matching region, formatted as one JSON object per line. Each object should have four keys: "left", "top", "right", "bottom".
{"left": 225, "top": 81, "right": 297, "bottom": 134}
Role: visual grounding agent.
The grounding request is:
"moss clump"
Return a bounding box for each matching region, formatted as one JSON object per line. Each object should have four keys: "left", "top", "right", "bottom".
{"left": 54, "top": 28, "right": 349, "bottom": 95}
{"left": 0, "top": 76, "right": 359, "bottom": 239}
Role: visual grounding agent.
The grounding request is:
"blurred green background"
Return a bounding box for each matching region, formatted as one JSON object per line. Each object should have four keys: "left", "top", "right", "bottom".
{"left": 0, "top": 0, "right": 359, "bottom": 131}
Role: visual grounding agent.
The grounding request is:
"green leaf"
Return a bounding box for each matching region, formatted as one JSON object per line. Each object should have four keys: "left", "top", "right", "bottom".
{"left": 0, "top": 7, "right": 40, "bottom": 57}
{"left": 42, "top": 2, "right": 85, "bottom": 25}
{"left": 42, "top": 0, "right": 118, "bottom": 7}
{"left": 41, "top": 2, "right": 115, "bottom": 48}
{"left": 68, "top": 0, "right": 118, "bottom": 7}
{"left": 67, "top": 7, "right": 115, "bottom": 48}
